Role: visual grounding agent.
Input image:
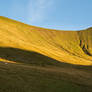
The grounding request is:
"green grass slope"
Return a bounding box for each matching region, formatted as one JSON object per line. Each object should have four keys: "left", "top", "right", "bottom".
{"left": 0, "top": 16, "right": 92, "bottom": 92}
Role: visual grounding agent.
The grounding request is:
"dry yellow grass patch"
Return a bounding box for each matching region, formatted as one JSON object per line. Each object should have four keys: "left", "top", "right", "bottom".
{"left": 0, "top": 58, "right": 16, "bottom": 63}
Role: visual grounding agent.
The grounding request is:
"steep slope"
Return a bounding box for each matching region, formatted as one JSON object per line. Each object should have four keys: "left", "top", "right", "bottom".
{"left": 0, "top": 16, "right": 92, "bottom": 65}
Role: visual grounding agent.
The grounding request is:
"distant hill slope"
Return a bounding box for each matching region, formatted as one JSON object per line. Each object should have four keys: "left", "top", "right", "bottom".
{"left": 0, "top": 16, "right": 92, "bottom": 65}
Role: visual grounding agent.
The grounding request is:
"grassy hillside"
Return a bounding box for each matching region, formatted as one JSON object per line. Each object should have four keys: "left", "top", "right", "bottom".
{"left": 0, "top": 16, "right": 92, "bottom": 65}
{"left": 0, "top": 16, "right": 92, "bottom": 92}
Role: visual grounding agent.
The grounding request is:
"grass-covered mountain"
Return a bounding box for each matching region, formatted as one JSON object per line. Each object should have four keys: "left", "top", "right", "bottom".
{"left": 0, "top": 16, "right": 92, "bottom": 92}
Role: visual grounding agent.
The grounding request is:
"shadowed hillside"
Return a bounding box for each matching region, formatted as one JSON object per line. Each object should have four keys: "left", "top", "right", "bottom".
{"left": 0, "top": 16, "right": 92, "bottom": 92}
{"left": 0, "top": 47, "right": 92, "bottom": 92}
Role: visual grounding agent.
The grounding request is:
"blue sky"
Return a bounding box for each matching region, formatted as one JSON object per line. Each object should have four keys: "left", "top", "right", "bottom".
{"left": 0, "top": 0, "right": 92, "bottom": 30}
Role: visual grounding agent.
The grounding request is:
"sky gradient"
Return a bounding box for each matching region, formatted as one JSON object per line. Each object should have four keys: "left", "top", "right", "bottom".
{"left": 0, "top": 0, "right": 92, "bottom": 30}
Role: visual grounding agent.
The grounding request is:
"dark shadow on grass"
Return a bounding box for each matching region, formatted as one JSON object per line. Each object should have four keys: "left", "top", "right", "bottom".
{"left": 0, "top": 47, "right": 67, "bottom": 67}
{"left": 0, "top": 47, "right": 92, "bottom": 69}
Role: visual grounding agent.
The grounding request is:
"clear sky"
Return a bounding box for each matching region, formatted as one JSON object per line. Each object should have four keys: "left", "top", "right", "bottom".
{"left": 0, "top": 0, "right": 92, "bottom": 30}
